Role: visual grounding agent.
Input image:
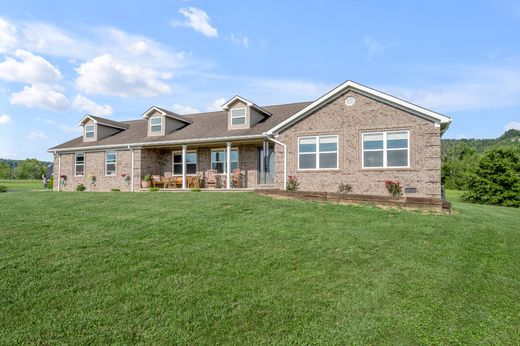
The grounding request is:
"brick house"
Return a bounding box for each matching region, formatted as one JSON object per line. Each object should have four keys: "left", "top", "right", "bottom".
{"left": 49, "top": 80, "right": 451, "bottom": 198}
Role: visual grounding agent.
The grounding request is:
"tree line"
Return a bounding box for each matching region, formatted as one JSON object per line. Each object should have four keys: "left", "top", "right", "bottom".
{"left": 442, "top": 129, "right": 520, "bottom": 207}
{"left": 0, "top": 159, "right": 51, "bottom": 180}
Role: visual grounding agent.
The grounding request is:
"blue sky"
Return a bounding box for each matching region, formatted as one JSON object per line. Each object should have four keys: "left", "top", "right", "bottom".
{"left": 0, "top": 0, "right": 519, "bottom": 160}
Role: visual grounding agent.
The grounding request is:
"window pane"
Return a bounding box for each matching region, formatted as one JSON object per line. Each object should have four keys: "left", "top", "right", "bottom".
{"left": 106, "top": 152, "right": 116, "bottom": 163}
{"left": 106, "top": 163, "right": 116, "bottom": 175}
{"left": 319, "top": 153, "right": 337, "bottom": 169}
{"left": 212, "top": 151, "right": 225, "bottom": 162}
{"left": 363, "top": 133, "right": 384, "bottom": 150}
{"left": 173, "top": 153, "right": 182, "bottom": 164}
{"left": 299, "top": 138, "right": 316, "bottom": 153}
{"left": 76, "top": 155, "right": 84, "bottom": 164}
{"left": 151, "top": 125, "right": 161, "bottom": 132}
{"left": 230, "top": 150, "right": 238, "bottom": 162}
{"left": 387, "top": 149, "right": 408, "bottom": 167}
{"left": 212, "top": 162, "right": 224, "bottom": 174}
{"left": 231, "top": 108, "right": 246, "bottom": 117}
{"left": 231, "top": 117, "right": 245, "bottom": 125}
{"left": 86, "top": 125, "right": 94, "bottom": 131}
{"left": 186, "top": 153, "right": 197, "bottom": 163}
{"left": 387, "top": 132, "right": 408, "bottom": 149}
{"left": 151, "top": 117, "right": 162, "bottom": 125}
{"left": 231, "top": 162, "right": 239, "bottom": 171}
{"left": 319, "top": 136, "right": 337, "bottom": 152}
{"left": 173, "top": 164, "right": 182, "bottom": 175}
{"left": 85, "top": 131, "right": 94, "bottom": 138}
{"left": 364, "top": 151, "right": 384, "bottom": 167}
{"left": 76, "top": 164, "right": 84, "bottom": 176}
{"left": 299, "top": 153, "right": 316, "bottom": 169}
{"left": 187, "top": 163, "right": 196, "bottom": 175}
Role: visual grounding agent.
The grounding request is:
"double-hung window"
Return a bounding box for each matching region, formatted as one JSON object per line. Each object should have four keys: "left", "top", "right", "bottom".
{"left": 231, "top": 108, "right": 246, "bottom": 126}
{"left": 362, "top": 130, "right": 409, "bottom": 168}
{"left": 298, "top": 135, "right": 338, "bottom": 170}
{"left": 85, "top": 124, "right": 95, "bottom": 138}
{"left": 105, "top": 151, "right": 117, "bottom": 176}
{"left": 75, "top": 153, "right": 85, "bottom": 176}
{"left": 150, "top": 116, "right": 162, "bottom": 133}
{"left": 173, "top": 151, "right": 197, "bottom": 175}
{"left": 211, "top": 149, "right": 238, "bottom": 174}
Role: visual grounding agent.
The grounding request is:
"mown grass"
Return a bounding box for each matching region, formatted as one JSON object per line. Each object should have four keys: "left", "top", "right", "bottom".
{"left": 0, "top": 191, "right": 519, "bottom": 344}
{"left": 0, "top": 179, "right": 42, "bottom": 191}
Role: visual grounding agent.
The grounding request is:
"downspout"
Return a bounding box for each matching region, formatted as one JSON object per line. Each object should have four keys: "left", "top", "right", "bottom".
{"left": 128, "top": 145, "right": 134, "bottom": 192}
{"left": 56, "top": 151, "right": 61, "bottom": 191}
{"left": 263, "top": 133, "right": 287, "bottom": 190}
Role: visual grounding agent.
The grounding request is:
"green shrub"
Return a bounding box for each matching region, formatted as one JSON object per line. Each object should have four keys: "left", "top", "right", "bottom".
{"left": 338, "top": 182, "right": 352, "bottom": 194}
{"left": 46, "top": 175, "right": 54, "bottom": 190}
{"left": 0, "top": 185, "right": 7, "bottom": 193}
{"left": 149, "top": 187, "right": 160, "bottom": 192}
{"left": 191, "top": 188, "right": 201, "bottom": 192}
{"left": 76, "top": 184, "right": 86, "bottom": 192}
{"left": 384, "top": 181, "right": 403, "bottom": 198}
{"left": 111, "top": 188, "right": 121, "bottom": 192}
{"left": 144, "top": 174, "right": 152, "bottom": 182}
{"left": 286, "top": 176, "right": 299, "bottom": 191}
{"left": 462, "top": 147, "right": 520, "bottom": 207}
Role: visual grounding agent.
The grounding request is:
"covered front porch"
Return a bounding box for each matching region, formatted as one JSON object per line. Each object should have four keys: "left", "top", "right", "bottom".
{"left": 135, "top": 139, "right": 277, "bottom": 190}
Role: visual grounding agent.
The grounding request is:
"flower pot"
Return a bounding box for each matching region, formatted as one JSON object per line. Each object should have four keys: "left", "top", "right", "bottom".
{"left": 141, "top": 180, "right": 151, "bottom": 188}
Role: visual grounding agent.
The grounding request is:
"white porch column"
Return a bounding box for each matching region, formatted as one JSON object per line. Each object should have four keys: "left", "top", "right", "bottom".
{"left": 226, "top": 142, "right": 231, "bottom": 189}
{"left": 182, "top": 144, "right": 187, "bottom": 189}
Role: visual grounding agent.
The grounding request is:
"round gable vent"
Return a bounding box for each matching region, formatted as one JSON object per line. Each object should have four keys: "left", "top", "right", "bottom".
{"left": 345, "top": 96, "right": 356, "bottom": 107}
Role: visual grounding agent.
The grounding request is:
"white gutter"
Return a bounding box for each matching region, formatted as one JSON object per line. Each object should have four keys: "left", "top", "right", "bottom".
{"left": 264, "top": 133, "right": 287, "bottom": 190}
{"left": 48, "top": 134, "right": 266, "bottom": 153}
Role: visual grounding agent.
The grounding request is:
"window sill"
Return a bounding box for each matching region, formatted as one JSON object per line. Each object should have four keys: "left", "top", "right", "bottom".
{"left": 361, "top": 167, "right": 414, "bottom": 171}
{"left": 297, "top": 169, "right": 340, "bottom": 173}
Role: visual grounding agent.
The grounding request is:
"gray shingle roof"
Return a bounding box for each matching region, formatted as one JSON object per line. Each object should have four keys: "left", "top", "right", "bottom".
{"left": 85, "top": 115, "right": 130, "bottom": 129}
{"left": 50, "top": 101, "right": 312, "bottom": 150}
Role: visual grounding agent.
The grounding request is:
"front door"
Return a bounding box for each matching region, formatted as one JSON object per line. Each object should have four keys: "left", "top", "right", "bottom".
{"left": 258, "top": 142, "right": 275, "bottom": 185}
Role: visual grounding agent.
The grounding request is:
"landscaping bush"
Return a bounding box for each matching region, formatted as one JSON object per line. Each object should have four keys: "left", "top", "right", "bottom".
{"left": 191, "top": 188, "right": 201, "bottom": 192}
{"left": 76, "top": 184, "right": 86, "bottom": 192}
{"left": 286, "top": 176, "right": 299, "bottom": 191}
{"left": 385, "top": 181, "right": 403, "bottom": 198}
{"left": 149, "top": 187, "right": 160, "bottom": 192}
{"left": 111, "top": 188, "right": 121, "bottom": 192}
{"left": 46, "top": 175, "right": 54, "bottom": 190}
{"left": 0, "top": 185, "right": 7, "bottom": 193}
{"left": 462, "top": 147, "right": 520, "bottom": 207}
{"left": 338, "top": 182, "right": 352, "bottom": 194}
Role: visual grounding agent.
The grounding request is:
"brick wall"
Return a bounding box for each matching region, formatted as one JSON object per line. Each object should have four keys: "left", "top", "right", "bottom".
{"left": 275, "top": 90, "right": 442, "bottom": 198}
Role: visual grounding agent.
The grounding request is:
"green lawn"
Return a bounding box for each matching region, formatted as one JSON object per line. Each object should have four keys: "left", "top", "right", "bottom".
{"left": 0, "top": 191, "right": 519, "bottom": 344}
{"left": 0, "top": 179, "right": 42, "bottom": 191}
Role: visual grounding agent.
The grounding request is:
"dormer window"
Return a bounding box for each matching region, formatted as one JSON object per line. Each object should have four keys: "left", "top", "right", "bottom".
{"left": 85, "top": 124, "right": 95, "bottom": 138}
{"left": 231, "top": 108, "right": 246, "bottom": 126}
{"left": 150, "top": 116, "right": 163, "bottom": 133}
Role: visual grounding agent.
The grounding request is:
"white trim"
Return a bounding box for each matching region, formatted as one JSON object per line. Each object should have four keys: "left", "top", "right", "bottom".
{"left": 297, "top": 135, "right": 339, "bottom": 171}
{"left": 141, "top": 106, "right": 192, "bottom": 124}
{"left": 230, "top": 107, "right": 247, "bottom": 126}
{"left": 181, "top": 145, "right": 187, "bottom": 189}
{"left": 78, "top": 115, "right": 128, "bottom": 130}
{"left": 105, "top": 150, "right": 117, "bottom": 176}
{"left": 74, "top": 153, "right": 85, "bottom": 177}
{"left": 222, "top": 95, "right": 272, "bottom": 116}
{"left": 57, "top": 153, "right": 61, "bottom": 191}
{"left": 266, "top": 136, "right": 287, "bottom": 190}
{"left": 172, "top": 150, "right": 197, "bottom": 176}
{"left": 129, "top": 146, "right": 134, "bottom": 192}
{"left": 361, "top": 130, "right": 410, "bottom": 169}
{"left": 226, "top": 142, "right": 231, "bottom": 189}
{"left": 49, "top": 134, "right": 266, "bottom": 153}
{"left": 267, "top": 80, "right": 451, "bottom": 135}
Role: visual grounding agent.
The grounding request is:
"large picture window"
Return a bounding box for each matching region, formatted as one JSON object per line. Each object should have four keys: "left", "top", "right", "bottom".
{"left": 150, "top": 116, "right": 162, "bottom": 133}
{"left": 75, "top": 153, "right": 85, "bottom": 176}
{"left": 173, "top": 151, "right": 197, "bottom": 175}
{"left": 298, "top": 135, "right": 338, "bottom": 170}
{"left": 362, "top": 130, "right": 409, "bottom": 168}
{"left": 211, "top": 149, "right": 238, "bottom": 174}
{"left": 231, "top": 108, "right": 246, "bottom": 125}
{"left": 105, "top": 151, "right": 117, "bottom": 176}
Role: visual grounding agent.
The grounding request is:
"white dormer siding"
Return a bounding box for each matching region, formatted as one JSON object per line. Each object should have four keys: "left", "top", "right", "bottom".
{"left": 223, "top": 96, "right": 272, "bottom": 130}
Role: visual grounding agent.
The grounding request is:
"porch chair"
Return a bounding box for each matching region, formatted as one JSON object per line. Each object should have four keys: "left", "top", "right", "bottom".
{"left": 190, "top": 176, "right": 201, "bottom": 189}
{"left": 151, "top": 175, "right": 166, "bottom": 188}
{"left": 231, "top": 169, "right": 241, "bottom": 188}
{"left": 163, "top": 172, "right": 175, "bottom": 189}
{"left": 205, "top": 170, "right": 217, "bottom": 188}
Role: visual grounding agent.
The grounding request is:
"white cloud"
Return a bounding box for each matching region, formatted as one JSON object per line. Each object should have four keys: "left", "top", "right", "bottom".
{"left": 10, "top": 84, "right": 69, "bottom": 111}
{"left": 364, "top": 36, "right": 391, "bottom": 61}
{"left": 72, "top": 94, "right": 113, "bottom": 116}
{"left": 0, "top": 49, "right": 62, "bottom": 84}
{"left": 207, "top": 98, "right": 226, "bottom": 111}
{"left": 0, "top": 18, "right": 17, "bottom": 53}
{"left": 0, "top": 114, "right": 13, "bottom": 125}
{"left": 226, "top": 33, "right": 249, "bottom": 47}
{"left": 505, "top": 121, "right": 520, "bottom": 131}
{"left": 25, "top": 129, "right": 48, "bottom": 140}
{"left": 75, "top": 54, "right": 172, "bottom": 97}
{"left": 171, "top": 7, "right": 218, "bottom": 37}
{"left": 171, "top": 103, "right": 200, "bottom": 114}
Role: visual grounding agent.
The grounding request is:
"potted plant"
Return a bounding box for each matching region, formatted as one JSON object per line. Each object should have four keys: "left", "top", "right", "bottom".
{"left": 384, "top": 180, "right": 403, "bottom": 198}
{"left": 141, "top": 174, "right": 152, "bottom": 188}
{"left": 121, "top": 173, "right": 131, "bottom": 186}
{"left": 59, "top": 175, "right": 67, "bottom": 188}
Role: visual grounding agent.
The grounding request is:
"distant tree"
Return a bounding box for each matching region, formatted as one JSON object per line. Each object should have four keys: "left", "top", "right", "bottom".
{"left": 441, "top": 142, "right": 477, "bottom": 190}
{"left": 13, "top": 159, "right": 47, "bottom": 180}
{"left": 462, "top": 147, "right": 520, "bottom": 207}
{"left": 0, "top": 162, "right": 13, "bottom": 179}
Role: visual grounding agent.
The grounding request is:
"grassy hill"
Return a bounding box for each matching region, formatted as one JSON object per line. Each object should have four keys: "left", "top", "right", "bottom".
{"left": 1, "top": 191, "right": 518, "bottom": 344}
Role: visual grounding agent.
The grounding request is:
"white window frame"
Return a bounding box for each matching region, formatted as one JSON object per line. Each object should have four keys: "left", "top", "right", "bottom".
{"left": 211, "top": 148, "right": 239, "bottom": 174}
{"left": 297, "top": 135, "right": 339, "bottom": 171}
{"left": 75, "top": 153, "right": 85, "bottom": 177}
{"left": 230, "top": 107, "right": 246, "bottom": 126}
{"left": 85, "top": 124, "right": 95, "bottom": 138}
{"left": 172, "top": 151, "right": 198, "bottom": 176}
{"left": 149, "top": 116, "right": 163, "bottom": 133}
{"left": 105, "top": 151, "right": 117, "bottom": 176}
{"left": 362, "top": 130, "right": 410, "bottom": 169}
